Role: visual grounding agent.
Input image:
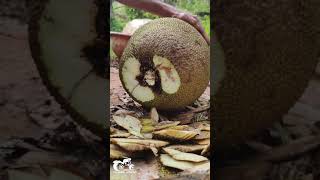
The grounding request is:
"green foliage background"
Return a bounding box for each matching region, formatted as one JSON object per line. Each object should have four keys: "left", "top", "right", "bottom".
{"left": 110, "top": 0, "right": 210, "bottom": 59}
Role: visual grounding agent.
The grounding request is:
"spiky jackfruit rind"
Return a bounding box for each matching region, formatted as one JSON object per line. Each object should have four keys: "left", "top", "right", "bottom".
{"left": 120, "top": 18, "right": 210, "bottom": 110}
{"left": 213, "top": 0, "right": 320, "bottom": 147}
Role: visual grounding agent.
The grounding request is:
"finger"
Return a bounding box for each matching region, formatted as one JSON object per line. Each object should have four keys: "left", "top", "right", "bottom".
{"left": 194, "top": 22, "right": 210, "bottom": 45}
{"left": 203, "top": 33, "right": 210, "bottom": 45}
{"left": 172, "top": 13, "right": 182, "bottom": 18}
{"left": 176, "top": 13, "right": 197, "bottom": 25}
{"left": 190, "top": 16, "right": 210, "bottom": 44}
{"left": 188, "top": 16, "right": 198, "bottom": 25}
{"left": 180, "top": 15, "right": 196, "bottom": 25}
{"left": 174, "top": 13, "right": 210, "bottom": 44}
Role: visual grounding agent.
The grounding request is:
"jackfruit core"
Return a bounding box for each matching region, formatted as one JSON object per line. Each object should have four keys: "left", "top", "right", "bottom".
{"left": 122, "top": 55, "right": 181, "bottom": 103}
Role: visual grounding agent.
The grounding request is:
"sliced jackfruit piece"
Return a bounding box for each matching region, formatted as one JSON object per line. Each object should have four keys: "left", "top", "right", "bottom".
{"left": 163, "top": 148, "right": 208, "bottom": 162}
{"left": 113, "top": 115, "right": 143, "bottom": 138}
{"left": 160, "top": 154, "right": 209, "bottom": 171}
{"left": 194, "top": 138, "right": 210, "bottom": 145}
{"left": 110, "top": 144, "right": 133, "bottom": 159}
{"left": 154, "top": 121, "right": 180, "bottom": 130}
{"left": 153, "top": 129, "right": 198, "bottom": 141}
{"left": 164, "top": 144, "right": 207, "bottom": 153}
{"left": 111, "top": 138, "right": 169, "bottom": 148}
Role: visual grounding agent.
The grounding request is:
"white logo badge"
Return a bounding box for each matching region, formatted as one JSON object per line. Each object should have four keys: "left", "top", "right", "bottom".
{"left": 112, "top": 157, "right": 135, "bottom": 173}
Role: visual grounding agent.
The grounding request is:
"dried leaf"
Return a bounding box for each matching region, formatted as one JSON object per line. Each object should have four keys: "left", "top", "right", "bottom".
{"left": 110, "top": 133, "right": 131, "bottom": 138}
{"left": 192, "top": 122, "right": 210, "bottom": 131}
{"left": 160, "top": 154, "right": 209, "bottom": 171}
{"left": 111, "top": 138, "right": 168, "bottom": 155}
{"left": 194, "top": 139, "right": 210, "bottom": 145}
{"left": 116, "top": 142, "right": 149, "bottom": 151}
{"left": 143, "top": 133, "right": 153, "bottom": 139}
{"left": 201, "top": 143, "right": 210, "bottom": 156}
{"left": 110, "top": 128, "right": 131, "bottom": 138}
{"left": 202, "top": 126, "right": 210, "bottom": 131}
{"left": 170, "top": 112, "right": 194, "bottom": 125}
{"left": 186, "top": 106, "right": 197, "bottom": 111}
{"left": 163, "top": 148, "right": 208, "bottom": 162}
{"left": 191, "top": 105, "right": 210, "bottom": 113}
{"left": 110, "top": 127, "right": 117, "bottom": 134}
{"left": 159, "top": 115, "right": 170, "bottom": 122}
{"left": 140, "top": 118, "right": 155, "bottom": 126}
{"left": 110, "top": 144, "right": 133, "bottom": 159}
{"left": 194, "top": 131, "right": 210, "bottom": 140}
{"left": 165, "top": 144, "right": 207, "bottom": 153}
{"left": 150, "top": 144, "right": 159, "bottom": 156}
{"left": 114, "top": 109, "right": 135, "bottom": 115}
{"left": 126, "top": 135, "right": 141, "bottom": 139}
{"left": 150, "top": 107, "right": 159, "bottom": 124}
{"left": 112, "top": 142, "right": 161, "bottom": 156}
{"left": 113, "top": 115, "right": 143, "bottom": 138}
{"left": 155, "top": 121, "right": 180, "bottom": 130}
{"left": 141, "top": 125, "right": 155, "bottom": 133}
{"left": 111, "top": 138, "right": 169, "bottom": 148}
{"left": 153, "top": 129, "right": 197, "bottom": 141}
{"left": 160, "top": 154, "right": 193, "bottom": 171}
{"left": 168, "top": 125, "right": 190, "bottom": 130}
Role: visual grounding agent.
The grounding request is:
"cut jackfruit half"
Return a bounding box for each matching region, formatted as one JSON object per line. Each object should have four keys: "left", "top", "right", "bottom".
{"left": 28, "top": 0, "right": 108, "bottom": 134}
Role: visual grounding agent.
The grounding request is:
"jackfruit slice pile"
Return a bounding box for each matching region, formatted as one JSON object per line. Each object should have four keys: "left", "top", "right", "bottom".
{"left": 110, "top": 107, "right": 210, "bottom": 175}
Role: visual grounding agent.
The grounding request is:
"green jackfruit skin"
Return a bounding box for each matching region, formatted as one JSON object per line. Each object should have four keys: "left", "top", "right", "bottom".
{"left": 120, "top": 18, "right": 210, "bottom": 110}
{"left": 213, "top": 0, "right": 320, "bottom": 147}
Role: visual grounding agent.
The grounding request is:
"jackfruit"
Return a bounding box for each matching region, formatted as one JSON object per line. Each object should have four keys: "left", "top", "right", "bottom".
{"left": 120, "top": 18, "right": 210, "bottom": 110}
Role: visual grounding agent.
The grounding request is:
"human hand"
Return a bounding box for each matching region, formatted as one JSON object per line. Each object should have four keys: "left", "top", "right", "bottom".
{"left": 173, "top": 12, "right": 210, "bottom": 45}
